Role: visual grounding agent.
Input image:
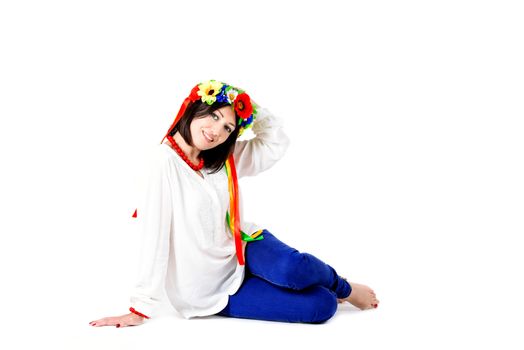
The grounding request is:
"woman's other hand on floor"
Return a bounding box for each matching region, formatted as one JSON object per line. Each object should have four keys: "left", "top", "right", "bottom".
{"left": 89, "top": 312, "right": 145, "bottom": 328}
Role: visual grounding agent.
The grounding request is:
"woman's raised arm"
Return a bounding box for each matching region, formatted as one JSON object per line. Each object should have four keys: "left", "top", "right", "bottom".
{"left": 233, "top": 106, "right": 290, "bottom": 179}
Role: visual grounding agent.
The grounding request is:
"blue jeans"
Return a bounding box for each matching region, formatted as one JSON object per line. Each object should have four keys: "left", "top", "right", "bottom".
{"left": 216, "top": 230, "right": 352, "bottom": 324}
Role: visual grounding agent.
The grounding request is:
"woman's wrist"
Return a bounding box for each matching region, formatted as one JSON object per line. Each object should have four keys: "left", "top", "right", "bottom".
{"left": 129, "top": 307, "right": 150, "bottom": 319}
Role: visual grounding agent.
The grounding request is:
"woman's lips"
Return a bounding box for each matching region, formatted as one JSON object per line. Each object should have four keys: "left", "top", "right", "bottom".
{"left": 202, "top": 130, "right": 214, "bottom": 143}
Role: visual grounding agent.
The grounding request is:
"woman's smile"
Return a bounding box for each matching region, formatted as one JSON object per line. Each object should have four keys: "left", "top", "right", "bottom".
{"left": 202, "top": 130, "right": 215, "bottom": 143}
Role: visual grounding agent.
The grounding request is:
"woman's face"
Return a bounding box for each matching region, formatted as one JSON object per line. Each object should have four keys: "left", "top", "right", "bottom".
{"left": 190, "top": 105, "right": 237, "bottom": 151}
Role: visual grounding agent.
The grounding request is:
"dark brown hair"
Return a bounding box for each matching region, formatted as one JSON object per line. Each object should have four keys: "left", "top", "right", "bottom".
{"left": 168, "top": 100, "right": 241, "bottom": 174}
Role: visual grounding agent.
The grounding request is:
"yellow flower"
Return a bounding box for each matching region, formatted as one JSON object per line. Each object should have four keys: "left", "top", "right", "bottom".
{"left": 197, "top": 80, "right": 223, "bottom": 105}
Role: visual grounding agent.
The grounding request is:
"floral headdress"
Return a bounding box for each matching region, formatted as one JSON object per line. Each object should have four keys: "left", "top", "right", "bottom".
{"left": 134, "top": 80, "right": 259, "bottom": 266}
{"left": 187, "top": 80, "right": 257, "bottom": 137}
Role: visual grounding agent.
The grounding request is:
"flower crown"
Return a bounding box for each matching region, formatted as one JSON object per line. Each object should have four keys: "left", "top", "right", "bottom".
{"left": 188, "top": 80, "right": 257, "bottom": 137}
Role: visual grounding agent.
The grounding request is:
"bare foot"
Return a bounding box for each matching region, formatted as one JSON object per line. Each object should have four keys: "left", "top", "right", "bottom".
{"left": 337, "top": 281, "right": 379, "bottom": 310}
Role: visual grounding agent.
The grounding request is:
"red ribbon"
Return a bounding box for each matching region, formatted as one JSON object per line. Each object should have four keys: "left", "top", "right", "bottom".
{"left": 160, "top": 96, "right": 192, "bottom": 145}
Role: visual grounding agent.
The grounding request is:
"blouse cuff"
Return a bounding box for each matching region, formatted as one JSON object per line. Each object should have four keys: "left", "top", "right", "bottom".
{"left": 129, "top": 307, "right": 151, "bottom": 319}
{"left": 129, "top": 297, "right": 154, "bottom": 319}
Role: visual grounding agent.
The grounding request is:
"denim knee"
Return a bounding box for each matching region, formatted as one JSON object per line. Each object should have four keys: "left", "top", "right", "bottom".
{"left": 305, "top": 287, "right": 338, "bottom": 324}
{"left": 283, "top": 252, "right": 326, "bottom": 290}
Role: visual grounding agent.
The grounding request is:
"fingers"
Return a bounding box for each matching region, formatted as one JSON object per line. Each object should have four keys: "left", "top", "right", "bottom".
{"left": 89, "top": 318, "right": 110, "bottom": 327}
{"left": 89, "top": 321, "right": 124, "bottom": 327}
{"left": 372, "top": 297, "right": 380, "bottom": 309}
{"left": 89, "top": 317, "right": 125, "bottom": 328}
{"left": 90, "top": 314, "right": 144, "bottom": 328}
{"left": 89, "top": 318, "right": 113, "bottom": 327}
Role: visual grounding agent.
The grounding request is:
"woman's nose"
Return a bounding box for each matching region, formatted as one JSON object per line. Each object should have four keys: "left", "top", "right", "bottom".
{"left": 210, "top": 128, "right": 220, "bottom": 138}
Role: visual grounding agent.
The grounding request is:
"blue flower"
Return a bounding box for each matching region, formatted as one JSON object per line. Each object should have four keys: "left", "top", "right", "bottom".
{"left": 215, "top": 84, "right": 230, "bottom": 103}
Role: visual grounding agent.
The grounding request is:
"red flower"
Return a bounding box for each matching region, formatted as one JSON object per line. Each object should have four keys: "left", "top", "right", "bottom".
{"left": 189, "top": 84, "right": 200, "bottom": 102}
{"left": 234, "top": 92, "right": 253, "bottom": 120}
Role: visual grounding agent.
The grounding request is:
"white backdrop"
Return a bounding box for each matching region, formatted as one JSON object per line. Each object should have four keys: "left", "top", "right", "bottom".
{"left": 1, "top": 0, "right": 522, "bottom": 349}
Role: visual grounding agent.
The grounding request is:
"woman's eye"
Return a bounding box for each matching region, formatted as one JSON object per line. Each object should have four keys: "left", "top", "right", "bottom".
{"left": 226, "top": 127, "right": 231, "bottom": 133}
{"left": 212, "top": 114, "right": 219, "bottom": 120}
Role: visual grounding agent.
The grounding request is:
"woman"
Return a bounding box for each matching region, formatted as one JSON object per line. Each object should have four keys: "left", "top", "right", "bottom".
{"left": 89, "top": 80, "right": 380, "bottom": 327}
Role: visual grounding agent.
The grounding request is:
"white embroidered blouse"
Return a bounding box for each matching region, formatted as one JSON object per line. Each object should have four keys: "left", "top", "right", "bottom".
{"left": 129, "top": 107, "right": 290, "bottom": 319}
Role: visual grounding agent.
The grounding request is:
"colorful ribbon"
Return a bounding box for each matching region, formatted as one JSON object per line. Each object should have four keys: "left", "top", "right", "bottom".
{"left": 225, "top": 155, "right": 244, "bottom": 264}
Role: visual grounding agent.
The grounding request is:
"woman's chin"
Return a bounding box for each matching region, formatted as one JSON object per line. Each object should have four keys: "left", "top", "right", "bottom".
{"left": 196, "top": 142, "right": 214, "bottom": 151}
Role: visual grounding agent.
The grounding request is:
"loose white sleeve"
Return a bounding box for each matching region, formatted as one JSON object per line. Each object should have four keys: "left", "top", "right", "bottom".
{"left": 233, "top": 107, "right": 290, "bottom": 179}
{"left": 129, "top": 148, "right": 173, "bottom": 318}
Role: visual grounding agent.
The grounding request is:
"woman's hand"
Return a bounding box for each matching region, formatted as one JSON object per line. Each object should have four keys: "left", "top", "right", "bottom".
{"left": 89, "top": 312, "right": 145, "bottom": 328}
{"left": 250, "top": 98, "right": 260, "bottom": 111}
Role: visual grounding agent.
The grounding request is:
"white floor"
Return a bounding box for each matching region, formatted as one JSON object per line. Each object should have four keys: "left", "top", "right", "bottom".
{"left": 16, "top": 289, "right": 521, "bottom": 350}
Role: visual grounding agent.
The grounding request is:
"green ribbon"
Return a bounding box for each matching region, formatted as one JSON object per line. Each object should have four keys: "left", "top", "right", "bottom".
{"left": 226, "top": 211, "right": 264, "bottom": 242}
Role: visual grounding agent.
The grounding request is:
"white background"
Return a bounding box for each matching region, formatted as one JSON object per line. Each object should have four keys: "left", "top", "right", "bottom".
{"left": 1, "top": 0, "right": 523, "bottom": 349}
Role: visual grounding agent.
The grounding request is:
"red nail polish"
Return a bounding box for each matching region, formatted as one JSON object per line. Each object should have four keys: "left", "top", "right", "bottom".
{"left": 374, "top": 304, "right": 378, "bottom": 308}
{"left": 116, "top": 324, "right": 121, "bottom": 328}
